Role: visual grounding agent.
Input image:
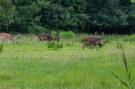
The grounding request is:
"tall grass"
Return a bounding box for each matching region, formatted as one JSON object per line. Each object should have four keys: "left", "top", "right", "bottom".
{"left": 112, "top": 43, "right": 133, "bottom": 89}
{"left": 0, "top": 34, "right": 134, "bottom": 89}
{"left": 0, "top": 43, "right": 3, "bottom": 52}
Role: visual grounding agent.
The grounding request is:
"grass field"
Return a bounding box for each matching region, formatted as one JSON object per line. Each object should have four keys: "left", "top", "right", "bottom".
{"left": 0, "top": 35, "right": 135, "bottom": 89}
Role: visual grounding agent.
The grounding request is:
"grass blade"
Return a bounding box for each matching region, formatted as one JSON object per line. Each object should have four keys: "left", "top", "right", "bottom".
{"left": 112, "top": 72, "right": 129, "bottom": 88}
{"left": 122, "top": 48, "right": 129, "bottom": 73}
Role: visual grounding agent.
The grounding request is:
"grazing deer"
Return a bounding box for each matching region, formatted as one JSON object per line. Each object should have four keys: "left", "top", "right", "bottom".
{"left": 0, "top": 33, "right": 21, "bottom": 44}
{"left": 82, "top": 36, "right": 107, "bottom": 49}
{"left": 0, "top": 33, "right": 14, "bottom": 42}
{"left": 38, "top": 34, "right": 60, "bottom": 42}
{"left": 38, "top": 34, "right": 53, "bottom": 42}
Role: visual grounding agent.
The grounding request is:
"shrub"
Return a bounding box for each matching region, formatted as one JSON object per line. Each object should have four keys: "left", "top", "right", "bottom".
{"left": 47, "top": 41, "right": 63, "bottom": 50}
{"left": 59, "top": 31, "right": 75, "bottom": 46}
{"left": 51, "top": 31, "right": 57, "bottom": 38}
{"left": 67, "top": 31, "right": 75, "bottom": 39}
{"left": 59, "top": 31, "right": 75, "bottom": 39}
{"left": 59, "top": 31, "right": 67, "bottom": 39}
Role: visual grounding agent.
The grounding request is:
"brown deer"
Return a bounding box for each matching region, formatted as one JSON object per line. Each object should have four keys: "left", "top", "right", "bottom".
{"left": 0, "top": 33, "right": 21, "bottom": 43}
{"left": 38, "top": 34, "right": 53, "bottom": 42}
{"left": 0, "top": 33, "right": 14, "bottom": 42}
{"left": 38, "top": 34, "right": 60, "bottom": 42}
{"left": 82, "top": 36, "right": 107, "bottom": 49}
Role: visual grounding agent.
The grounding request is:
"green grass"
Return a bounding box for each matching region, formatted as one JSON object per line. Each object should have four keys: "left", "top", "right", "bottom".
{"left": 131, "top": 0, "right": 135, "bottom": 3}
{"left": 0, "top": 35, "right": 135, "bottom": 89}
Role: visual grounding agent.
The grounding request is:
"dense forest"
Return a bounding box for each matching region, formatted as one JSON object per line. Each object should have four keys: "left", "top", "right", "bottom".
{"left": 0, "top": 0, "right": 135, "bottom": 34}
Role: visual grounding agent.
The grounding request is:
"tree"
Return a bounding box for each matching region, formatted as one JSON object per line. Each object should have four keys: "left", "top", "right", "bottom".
{"left": 12, "top": 0, "right": 41, "bottom": 33}
{"left": 40, "top": 0, "right": 88, "bottom": 31}
{"left": 1, "top": 0, "right": 135, "bottom": 33}
{"left": 0, "top": 0, "right": 15, "bottom": 32}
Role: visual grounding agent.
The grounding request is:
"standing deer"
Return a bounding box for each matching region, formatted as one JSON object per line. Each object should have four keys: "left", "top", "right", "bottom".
{"left": 37, "top": 34, "right": 60, "bottom": 42}
{"left": 0, "top": 33, "right": 13, "bottom": 42}
{"left": 38, "top": 34, "right": 53, "bottom": 42}
{"left": 82, "top": 36, "right": 107, "bottom": 49}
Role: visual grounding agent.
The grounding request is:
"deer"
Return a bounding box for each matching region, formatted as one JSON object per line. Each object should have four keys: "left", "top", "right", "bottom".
{"left": 37, "top": 34, "right": 60, "bottom": 42}
{"left": 0, "top": 33, "right": 21, "bottom": 44}
{"left": 0, "top": 33, "right": 13, "bottom": 43}
{"left": 38, "top": 34, "right": 53, "bottom": 42}
{"left": 82, "top": 35, "right": 107, "bottom": 50}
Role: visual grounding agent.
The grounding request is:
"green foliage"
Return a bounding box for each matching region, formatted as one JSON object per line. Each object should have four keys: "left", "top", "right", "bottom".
{"left": 67, "top": 31, "right": 75, "bottom": 38}
{"left": 59, "top": 31, "right": 68, "bottom": 39}
{"left": 47, "top": 41, "right": 63, "bottom": 50}
{"left": 51, "top": 31, "right": 57, "bottom": 37}
{"left": 0, "top": 0, "right": 14, "bottom": 24}
{"left": 0, "top": 0, "right": 15, "bottom": 31}
{"left": 112, "top": 46, "right": 133, "bottom": 89}
{"left": 28, "top": 25, "right": 48, "bottom": 34}
{"left": 40, "top": 0, "right": 88, "bottom": 31}
{"left": 1, "top": 0, "right": 135, "bottom": 33}
{"left": 11, "top": 0, "right": 41, "bottom": 33}
{"left": 59, "top": 31, "right": 75, "bottom": 46}
{"left": 60, "top": 31, "right": 75, "bottom": 39}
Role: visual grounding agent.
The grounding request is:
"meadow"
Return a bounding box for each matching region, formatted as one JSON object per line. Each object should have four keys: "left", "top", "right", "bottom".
{"left": 0, "top": 35, "right": 135, "bottom": 89}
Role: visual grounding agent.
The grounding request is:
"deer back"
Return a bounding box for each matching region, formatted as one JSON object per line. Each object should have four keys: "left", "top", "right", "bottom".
{"left": 0, "top": 33, "right": 14, "bottom": 41}
{"left": 38, "top": 34, "right": 52, "bottom": 41}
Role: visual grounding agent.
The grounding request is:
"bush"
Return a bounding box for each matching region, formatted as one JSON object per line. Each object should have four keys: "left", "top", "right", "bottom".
{"left": 67, "top": 31, "right": 75, "bottom": 39}
{"left": 59, "top": 31, "right": 75, "bottom": 39}
{"left": 47, "top": 41, "right": 63, "bottom": 50}
{"left": 59, "top": 31, "right": 67, "bottom": 39}
{"left": 59, "top": 31, "right": 75, "bottom": 46}
{"left": 51, "top": 31, "right": 57, "bottom": 37}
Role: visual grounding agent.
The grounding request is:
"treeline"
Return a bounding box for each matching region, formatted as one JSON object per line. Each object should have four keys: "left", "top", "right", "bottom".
{"left": 0, "top": 0, "right": 135, "bottom": 34}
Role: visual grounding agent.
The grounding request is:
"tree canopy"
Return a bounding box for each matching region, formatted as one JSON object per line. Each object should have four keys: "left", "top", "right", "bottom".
{"left": 0, "top": 0, "right": 135, "bottom": 34}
